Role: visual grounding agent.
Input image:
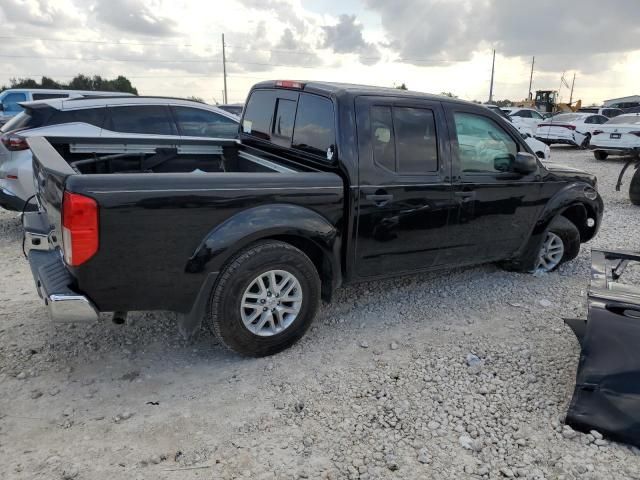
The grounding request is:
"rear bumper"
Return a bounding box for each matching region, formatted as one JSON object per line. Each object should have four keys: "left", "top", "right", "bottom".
{"left": 23, "top": 212, "right": 99, "bottom": 323}
{"left": 590, "top": 145, "right": 640, "bottom": 155}
{"left": 535, "top": 136, "right": 578, "bottom": 146}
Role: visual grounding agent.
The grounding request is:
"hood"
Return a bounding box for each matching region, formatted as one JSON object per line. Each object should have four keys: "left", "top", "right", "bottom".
{"left": 543, "top": 162, "right": 597, "bottom": 186}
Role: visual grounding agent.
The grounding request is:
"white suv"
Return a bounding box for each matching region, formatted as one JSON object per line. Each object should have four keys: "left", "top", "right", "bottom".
{"left": 0, "top": 89, "right": 134, "bottom": 125}
{"left": 0, "top": 96, "right": 239, "bottom": 211}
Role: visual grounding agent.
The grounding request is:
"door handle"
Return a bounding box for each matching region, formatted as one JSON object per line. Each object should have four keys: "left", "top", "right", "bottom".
{"left": 366, "top": 193, "right": 394, "bottom": 206}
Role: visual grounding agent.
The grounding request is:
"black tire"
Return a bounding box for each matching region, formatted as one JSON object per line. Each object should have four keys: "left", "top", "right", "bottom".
{"left": 594, "top": 150, "right": 608, "bottom": 161}
{"left": 630, "top": 167, "right": 640, "bottom": 206}
{"left": 207, "top": 240, "right": 321, "bottom": 357}
{"left": 579, "top": 134, "right": 591, "bottom": 150}
{"left": 500, "top": 216, "right": 580, "bottom": 273}
{"left": 537, "top": 216, "right": 581, "bottom": 272}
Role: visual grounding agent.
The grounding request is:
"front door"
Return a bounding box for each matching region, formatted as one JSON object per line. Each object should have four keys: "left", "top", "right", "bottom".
{"left": 354, "top": 96, "right": 455, "bottom": 278}
{"left": 440, "top": 107, "right": 544, "bottom": 265}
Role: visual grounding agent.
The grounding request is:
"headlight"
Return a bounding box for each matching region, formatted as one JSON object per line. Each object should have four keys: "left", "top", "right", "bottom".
{"left": 584, "top": 185, "right": 598, "bottom": 200}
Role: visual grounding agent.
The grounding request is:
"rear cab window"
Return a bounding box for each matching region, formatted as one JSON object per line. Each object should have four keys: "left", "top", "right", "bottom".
{"left": 242, "top": 88, "right": 336, "bottom": 161}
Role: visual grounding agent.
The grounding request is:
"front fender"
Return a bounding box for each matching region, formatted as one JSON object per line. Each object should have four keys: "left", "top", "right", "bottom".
{"left": 511, "top": 183, "right": 603, "bottom": 271}
{"left": 532, "top": 183, "right": 602, "bottom": 238}
{"left": 185, "top": 203, "right": 340, "bottom": 276}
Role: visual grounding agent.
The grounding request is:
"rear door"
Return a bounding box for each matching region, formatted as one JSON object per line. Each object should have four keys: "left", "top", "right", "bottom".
{"left": 354, "top": 95, "right": 455, "bottom": 278}
{"left": 442, "top": 106, "right": 544, "bottom": 264}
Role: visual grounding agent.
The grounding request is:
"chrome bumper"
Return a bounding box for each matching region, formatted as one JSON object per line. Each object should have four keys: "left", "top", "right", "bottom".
{"left": 24, "top": 212, "right": 99, "bottom": 323}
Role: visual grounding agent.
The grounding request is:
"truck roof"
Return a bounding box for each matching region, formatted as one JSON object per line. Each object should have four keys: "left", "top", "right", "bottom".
{"left": 252, "top": 80, "right": 473, "bottom": 106}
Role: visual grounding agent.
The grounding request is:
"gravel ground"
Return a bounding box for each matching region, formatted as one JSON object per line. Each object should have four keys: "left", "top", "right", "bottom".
{"left": 1, "top": 147, "right": 640, "bottom": 480}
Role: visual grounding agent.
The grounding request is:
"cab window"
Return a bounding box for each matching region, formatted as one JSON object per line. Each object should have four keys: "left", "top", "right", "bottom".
{"left": 292, "top": 93, "right": 335, "bottom": 158}
{"left": 454, "top": 112, "right": 518, "bottom": 174}
{"left": 371, "top": 105, "right": 438, "bottom": 174}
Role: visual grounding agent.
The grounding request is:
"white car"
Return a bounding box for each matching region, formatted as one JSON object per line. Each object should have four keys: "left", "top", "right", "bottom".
{"left": 0, "top": 96, "right": 239, "bottom": 211}
{"left": 577, "top": 107, "right": 623, "bottom": 119}
{"left": 0, "top": 88, "right": 134, "bottom": 125}
{"left": 590, "top": 113, "right": 640, "bottom": 160}
{"left": 484, "top": 105, "right": 550, "bottom": 159}
{"left": 535, "top": 113, "right": 609, "bottom": 149}
{"left": 502, "top": 107, "right": 546, "bottom": 134}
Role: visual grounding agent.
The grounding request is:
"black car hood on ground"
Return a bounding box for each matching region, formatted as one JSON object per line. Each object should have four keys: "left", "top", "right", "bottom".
{"left": 543, "top": 162, "right": 597, "bottom": 186}
{"left": 565, "top": 250, "right": 640, "bottom": 449}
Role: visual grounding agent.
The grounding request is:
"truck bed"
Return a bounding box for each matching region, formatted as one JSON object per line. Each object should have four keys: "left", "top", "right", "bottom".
{"left": 27, "top": 136, "right": 344, "bottom": 315}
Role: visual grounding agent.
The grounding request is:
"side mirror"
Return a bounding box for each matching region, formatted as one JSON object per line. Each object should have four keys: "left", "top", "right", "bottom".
{"left": 512, "top": 152, "right": 538, "bottom": 174}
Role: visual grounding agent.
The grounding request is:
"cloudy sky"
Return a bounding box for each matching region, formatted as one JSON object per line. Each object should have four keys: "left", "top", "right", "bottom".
{"left": 1, "top": 0, "right": 638, "bottom": 105}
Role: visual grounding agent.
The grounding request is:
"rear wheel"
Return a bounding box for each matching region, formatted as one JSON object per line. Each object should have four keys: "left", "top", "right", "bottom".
{"left": 207, "top": 240, "right": 321, "bottom": 357}
{"left": 579, "top": 134, "right": 591, "bottom": 150}
{"left": 630, "top": 167, "right": 640, "bottom": 206}
{"left": 594, "top": 150, "right": 608, "bottom": 161}
{"left": 534, "top": 217, "right": 580, "bottom": 273}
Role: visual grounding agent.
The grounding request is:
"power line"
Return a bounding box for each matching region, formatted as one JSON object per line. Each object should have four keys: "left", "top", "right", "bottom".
{"left": 0, "top": 35, "right": 192, "bottom": 47}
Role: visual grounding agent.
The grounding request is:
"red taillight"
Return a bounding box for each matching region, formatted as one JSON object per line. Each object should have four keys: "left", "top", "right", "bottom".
{"left": 62, "top": 191, "right": 98, "bottom": 266}
{"left": 275, "top": 80, "right": 304, "bottom": 89}
{"left": 538, "top": 123, "right": 576, "bottom": 130}
{"left": 1, "top": 133, "right": 29, "bottom": 151}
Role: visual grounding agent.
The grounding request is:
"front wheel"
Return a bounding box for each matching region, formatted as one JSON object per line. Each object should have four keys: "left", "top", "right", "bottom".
{"left": 630, "top": 167, "right": 640, "bottom": 206}
{"left": 535, "top": 217, "right": 580, "bottom": 273}
{"left": 207, "top": 240, "right": 321, "bottom": 357}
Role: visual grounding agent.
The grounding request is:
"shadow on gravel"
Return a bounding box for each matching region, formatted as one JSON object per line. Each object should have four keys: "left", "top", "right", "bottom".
{"left": 0, "top": 212, "right": 22, "bottom": 245}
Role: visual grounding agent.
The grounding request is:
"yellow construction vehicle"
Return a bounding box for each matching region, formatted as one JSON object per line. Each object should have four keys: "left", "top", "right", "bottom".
{"left": 515, "top": 90, "right": 581, "bottom": 114}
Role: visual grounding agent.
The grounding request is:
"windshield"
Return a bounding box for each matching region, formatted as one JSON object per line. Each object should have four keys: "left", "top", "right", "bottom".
{"left": 606, "top": 115, "right": 640, "bottom": 125}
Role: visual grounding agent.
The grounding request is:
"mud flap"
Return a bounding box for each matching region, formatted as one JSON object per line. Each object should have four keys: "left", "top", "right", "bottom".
{"left": 176, "top": 272, "right": 218, "bottom": 339}
{"left": 565, "top": 250, "right": 640, "bottom": 448}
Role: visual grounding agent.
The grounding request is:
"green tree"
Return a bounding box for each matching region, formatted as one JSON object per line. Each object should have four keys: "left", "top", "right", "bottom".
{"left": 494, "top": 99, "right": 513, "bottom": 107}
{"left": 1, "top": 75, "right": 138, "bottom": 94}
{"left": 395, "top": 83, "right": 408, "bottom": 90}
{"left": 440, "top": 91, "right": 457, "bottom": 98}
{"left": 186, "top": 96, "right": 204, "bottom": 103}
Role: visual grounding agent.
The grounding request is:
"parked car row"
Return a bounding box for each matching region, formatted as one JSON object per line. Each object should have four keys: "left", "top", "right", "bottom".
{"left": 0, "top": 96, "right": 240, "bottom": 211}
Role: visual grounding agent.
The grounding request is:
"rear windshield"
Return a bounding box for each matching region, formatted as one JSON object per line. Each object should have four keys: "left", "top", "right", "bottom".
{"left": 606, "top": 115, "right": 640, "bottom": 125}
{"left": 0, "top": 107, "right": 54, "bottom": 133}
{"left": 242, "top": 89, "right": 336, "bottom": 160}
{"left": 551, "top": 114, "right": 581, "bottom": 123}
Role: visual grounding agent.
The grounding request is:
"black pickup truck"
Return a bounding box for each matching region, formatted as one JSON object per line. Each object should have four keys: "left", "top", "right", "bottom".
{"left": 23, "top": 81, "right": 603, "bottom": 356}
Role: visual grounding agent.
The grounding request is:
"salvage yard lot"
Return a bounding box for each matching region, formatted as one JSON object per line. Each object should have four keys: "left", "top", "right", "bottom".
{"left": 0, "top": 148, "right": 639, "bottom": 479}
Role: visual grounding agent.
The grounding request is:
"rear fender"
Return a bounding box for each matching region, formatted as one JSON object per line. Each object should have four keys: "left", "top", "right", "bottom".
{"left": 177, "top": 204, "right": 340, "bottom": 338}
{"left": 186, "top": 204, "right": 340, "bottom": 276}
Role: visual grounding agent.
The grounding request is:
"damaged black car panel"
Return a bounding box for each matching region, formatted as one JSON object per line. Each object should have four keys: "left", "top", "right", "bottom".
{"left": 565, "top": 249, "right": 640, "bottom": 447}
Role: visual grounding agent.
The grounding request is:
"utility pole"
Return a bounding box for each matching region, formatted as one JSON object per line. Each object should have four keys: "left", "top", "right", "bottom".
{"left": 569, "top": 72, "right": 576, "bottom": 105}
{"left": 488, "top": 49, "right": 496, "bottom": 103}
{"left": 528, "top": 56, "right": 535, "bottom": 100}
{"left": 222, "top": 33, "right": 228, "bottom": 104}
